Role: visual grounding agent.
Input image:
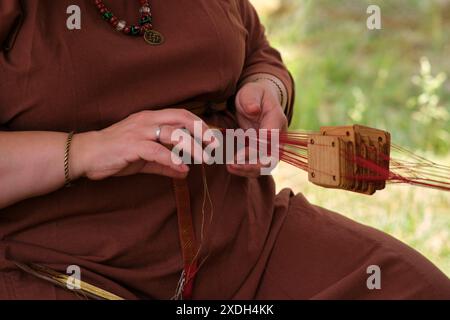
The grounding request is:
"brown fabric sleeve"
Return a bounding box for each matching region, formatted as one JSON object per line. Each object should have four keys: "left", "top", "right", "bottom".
{"left": 236, "top": 0, "right": 295, "bottom": 124}
{"left": 1, "top": 0, "right": 22, "bottom": 130}
{"left": 0, "top": 0, "right": 23, "bottom": 52}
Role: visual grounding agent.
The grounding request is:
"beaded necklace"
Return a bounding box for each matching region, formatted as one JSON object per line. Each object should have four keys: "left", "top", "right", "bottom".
{"left": 93, "top": 0, "right": 164, "bottom": 45}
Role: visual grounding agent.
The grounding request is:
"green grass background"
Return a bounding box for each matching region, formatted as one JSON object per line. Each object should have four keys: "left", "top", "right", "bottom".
{"left": 251, "top": 0, "right": 450, "bottom": 276}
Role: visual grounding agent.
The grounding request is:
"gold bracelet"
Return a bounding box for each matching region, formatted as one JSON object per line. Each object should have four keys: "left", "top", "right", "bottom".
{"left": 64, "top": 132, "right": 75, "bottom": 188}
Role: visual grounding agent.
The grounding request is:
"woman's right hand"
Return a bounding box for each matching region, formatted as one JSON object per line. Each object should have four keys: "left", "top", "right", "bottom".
{"left": 71, "top": 109, "right": 210, "bottom": 181}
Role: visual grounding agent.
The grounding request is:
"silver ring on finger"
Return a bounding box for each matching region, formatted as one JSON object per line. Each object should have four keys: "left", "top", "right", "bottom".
{"left": 155, "top": 126, "right": 162, "bottom": 143}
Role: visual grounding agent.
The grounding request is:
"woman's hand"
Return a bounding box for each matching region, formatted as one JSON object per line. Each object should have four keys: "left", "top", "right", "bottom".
{"left": 72, "top": 109, "right": 210, "bottom": 181}
{"left": 228, "top": 76, "right": 288, "bottom": 178}
{"left": 0, "top": 109, "right": 210, "bottom": 209}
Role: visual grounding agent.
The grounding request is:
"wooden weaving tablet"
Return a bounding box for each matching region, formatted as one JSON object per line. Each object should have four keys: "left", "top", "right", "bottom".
{"left": 308, "top": 125, "right": 391, "bottom": 195}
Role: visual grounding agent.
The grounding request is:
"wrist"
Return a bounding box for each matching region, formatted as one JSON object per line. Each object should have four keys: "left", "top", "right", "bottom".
{"left": 256, "top": 78, "right": 283, "bottom": 103}
{"left": 70, "top": 131, "right": 98, "bottom": 180}
{"left": 256, "top": 78, "right": 286, "bottom": 110}
{"left": 240, "top": 73, "right": 288, "bottom": 111}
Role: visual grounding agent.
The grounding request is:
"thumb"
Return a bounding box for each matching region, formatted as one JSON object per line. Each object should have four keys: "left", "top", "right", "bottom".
{"left": 236, "top": 84, "right": 263, "bottom": 116}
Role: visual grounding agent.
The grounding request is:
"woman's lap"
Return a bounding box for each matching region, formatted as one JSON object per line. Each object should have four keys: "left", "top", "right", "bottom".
{"left": 1, "top": 186, "right": 449, "bottom": 300}
{"left": 255, "top": 192, "right": 450, "bottom": 299}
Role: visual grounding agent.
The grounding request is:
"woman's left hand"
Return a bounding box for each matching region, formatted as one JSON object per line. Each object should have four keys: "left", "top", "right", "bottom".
{"left": 228, "top": 77, "right": 288, "bottom": 178}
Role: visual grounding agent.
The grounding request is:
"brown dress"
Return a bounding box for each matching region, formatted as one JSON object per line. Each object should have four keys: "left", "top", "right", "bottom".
{"left": 0, "top": 0, "right": 449, "bottom": 300}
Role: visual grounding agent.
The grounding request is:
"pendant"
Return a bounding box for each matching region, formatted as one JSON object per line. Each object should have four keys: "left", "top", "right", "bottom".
{"left": 144, "top": 29, "right": 165, "bottom": 46}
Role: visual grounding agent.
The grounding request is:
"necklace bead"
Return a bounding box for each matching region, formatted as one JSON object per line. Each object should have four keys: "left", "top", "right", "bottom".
{"left": 140, "top": 6, "right": 151, "bottom": 14}
{"left": 102, "top": 11, "right": 113, "bottom": 20}
{"left": 130, "top": 25, "right": 140, "bottom": 35}
{"left": 93, "top": 0, "right": 153, "bottom": 37}
{"left": 116, "top": 20, "right": 126, "bottom": 31}
{"left": 140, "top": 15, "right": 152, "bottom": 26}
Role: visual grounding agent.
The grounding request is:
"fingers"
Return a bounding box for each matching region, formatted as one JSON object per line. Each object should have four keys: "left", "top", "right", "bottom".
{"left": 257, "top": 86, "right": 288, "bottom": 131}
{"left": 142, "top": 125, "right": 207, "bottom": 164}
{"left": 227, "top": 159, "right": 277, "bottom": 178}
{"left": 235, "top": 82, "right": 288, "bottom": 132}
{"left": 227, "top": 164, "right": 261, "bottom": 178}
{"left": 236, "top": 83, "right": 263, "bottom": 116}
{"left": 123, "top": 106, "right": 286, "bottom": 179}
{"left": 259, "top": 106, "right": 288, "bottom": 131}
{"left": 166, "top": 126, "right": 209, "bottom": 164}
{"left": 140, "top": 162, "right": 189, "bottom": 179}
{"left": 124, "top": 109, "right": 213, "bottom": 178}
{"left": 136, "top": 141, "right": 190, "bottom": 174}
{"left": 226, "top": 146, "right": 269, "bottom": 178}
{"left": 137, "top": 109, "right": 210, "bottom": 143}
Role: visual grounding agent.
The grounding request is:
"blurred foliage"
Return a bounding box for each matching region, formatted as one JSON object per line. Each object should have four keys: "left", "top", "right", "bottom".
{"left": 253, "top": 0, "right": 450, "bottom": 154}
{"left": 251, "top": 0, "right": 450, "bottom": 276}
